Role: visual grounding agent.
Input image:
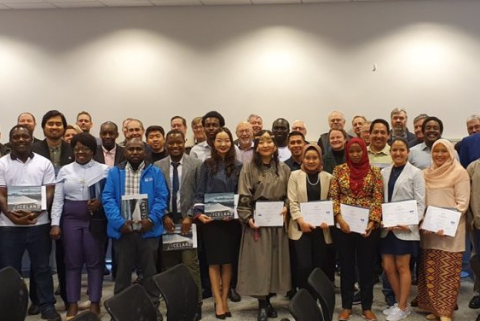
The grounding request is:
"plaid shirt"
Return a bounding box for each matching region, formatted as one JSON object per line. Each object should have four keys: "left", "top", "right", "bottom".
{"left": 124, "top": 161, "right": 145, "bottom": 195}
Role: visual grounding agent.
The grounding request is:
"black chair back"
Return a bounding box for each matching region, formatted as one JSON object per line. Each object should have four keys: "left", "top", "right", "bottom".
{"left": 307, "top": 268, "right": 335, "bottom": 321}
{"left": 70, "top": 311, "right": 102, "bottom": 321}
{"left": 152, "top": 264, "right": 198, "bottom": 321}
{"left": 289, "top": 288, "right": 324, "bottom": 321}
{"left": 0, "top": 266, "right": 28, "bottom": 321}
{"left": 104, "top": 284, "right": 157, "bottom": 321}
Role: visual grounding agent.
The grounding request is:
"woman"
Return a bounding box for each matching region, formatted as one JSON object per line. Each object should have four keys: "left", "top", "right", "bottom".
{"left": 380, "top": 138, "right": 425, "bottom": 321}
{"left": 194, "top": 127, "right": 242, "bottom": 319}
{"left": 63, "top": 124, "right": 82, "bottom": 144}
{"left": 330, "top": 137, "right": 383, "bottom": 321}
{"left": 236, "top": 130, "right": 291, "bottom": 321}
{"left": 418, "top": 139, "right": 470, "bottom": 321}
{"left": 323, "top": 128, "right": 348, "bottom": 174}
{"left": 288, "top": 144, "right": 333, "bottom": 289}
{"left": 50, "top": 133, "right": 109, "bottom": 319}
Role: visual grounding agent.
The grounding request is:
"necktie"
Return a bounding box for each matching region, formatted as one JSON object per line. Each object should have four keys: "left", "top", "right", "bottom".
{"left": 172, "top": 162, "right": 180, "bottom": 219}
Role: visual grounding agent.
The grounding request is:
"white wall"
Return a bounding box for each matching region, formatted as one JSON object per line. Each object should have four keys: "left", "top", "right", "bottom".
{"left": 0, "top": 1, "right": 479, "bottom": 143}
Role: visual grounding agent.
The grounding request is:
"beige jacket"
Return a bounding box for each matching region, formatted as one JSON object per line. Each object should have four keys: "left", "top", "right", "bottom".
{"left": 287, "top": 170, "right": 333, "bottom": 242}
{"left": 467, "top": 160, "right": 480, "bottom": 230}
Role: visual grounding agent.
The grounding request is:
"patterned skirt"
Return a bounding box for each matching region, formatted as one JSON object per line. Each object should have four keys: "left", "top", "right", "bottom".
{"left": 417, "top": 249, "right": 462, "bottom": 317}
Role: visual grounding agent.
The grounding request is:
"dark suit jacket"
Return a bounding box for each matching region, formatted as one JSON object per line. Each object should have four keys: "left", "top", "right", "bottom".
{"left": 32, "top": 139, "right": 73, "bottom": 166}
{"left": 323, "top": 150, "right": 346, "bottom": 174}
{"left": 0, "top": 144, "right": 10, "bottom": 157}
{"left": 94, "top": 144, "right": 125, "bottom": 166}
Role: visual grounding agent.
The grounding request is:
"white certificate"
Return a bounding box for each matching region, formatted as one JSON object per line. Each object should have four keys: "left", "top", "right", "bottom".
{"left": 300, "top": 201, "right": 334, "bottom": 226}
{"left": 255, "top": 201, "right": 284, "bottom": 227}
{"left": 382, "top": 200, "right": 419, "bottom": 228}
{"left": 421, "top": 206, "right": 461, "bottom": 237}
{"left": 340, "top": 204, "right": 369, "bottom": 234}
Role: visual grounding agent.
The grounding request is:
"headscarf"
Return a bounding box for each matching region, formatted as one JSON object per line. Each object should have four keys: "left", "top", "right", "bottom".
{"left": 346, "top": 137, "right": 370, "bottom": 194}
{"left": 424, "top": 139, "right": 468, "bottom": 189}
{"left": 300, "top": 144, "right": 323, "bottom": 175}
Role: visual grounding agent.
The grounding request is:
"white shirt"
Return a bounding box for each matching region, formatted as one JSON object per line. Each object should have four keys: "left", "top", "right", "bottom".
{"left": 190, "top": 141, "right": 241, "bottom": 162}
{"left": 0, "top": 153, "right": 56, "bottom": 227}
{"left": 50, "top": 160, "right": 109, "bottom": 226}
{"left": 278, "top": 146, "right": 292, "bottom": 162}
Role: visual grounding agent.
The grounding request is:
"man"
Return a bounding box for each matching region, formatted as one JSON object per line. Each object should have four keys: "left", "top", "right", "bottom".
{"left": 247, "top": 114, "right": 263, "bottom": 136}
{"left": 146, "top": 125, "right": 168, "bottom": 163}
{"left": 155, "top": 130, "right": 203, "bottom": 320}
{"left": 102, "top": 138, "right": 168, "bottom": 320}
{"left": 0, "top": 125, "right": 10, "bottom": 157}
{"left": 388, "top": 108, "right": 416, "bottom": 145}
{"left": 284, "top": 131, "right": 307, "bottom": 171}
{"left": 272, "top": 118, "right": 291, "bottom": 162}
{"left": 360, "top": 121, "right": 372, "bottom": 146}
{"left": 351, "top": 115, "right": 367, "bottom": 138}
{"left": 235, "top": 121, "right": 254, "bottom": 163}
{"left": 367, "top": 119, "right": 392, "bottom": 168}
{"left": 409, "top": 116, "right": 444, "bottom": 170}
{"left": 0, "top": 125, "right": 60, "bottom": 321}
{"left": 408, "top": 113, "right": 429, "bottom": 148}
{"left": 31, "top": 110, "right": 73, "bottom": 309}
{"left": 459, "top": 115, "right": 480, "bottom": 168}
{"left": 119, "top": 118, "right": 134, "bottom": 147}
{"left": 126, "top": 119, "right": 145, "bottom": 141}
{"left": 317, "top": 111, "right": 353, "bottom": 155}
{"left": 171, "top": 115, "right": 195, "bottom": 152}
{"left": 292, "top": 120, "right": 307, "bottom": 137}
{"left": 18, "top": 112, "right": 42, "bottom": 143}
{"left": 76, "top": 111, "right": 93, "bottom": 134}
{"left": 94, "top": 121, "right": 125, "bottom": 167}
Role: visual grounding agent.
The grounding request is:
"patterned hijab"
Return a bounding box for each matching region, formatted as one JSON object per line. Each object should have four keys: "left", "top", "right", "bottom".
{"left": 346, "top": 137, "right": 370, "bottom": 194}
{"left": 300, "top": 144, "right": 323, "bottom": 175}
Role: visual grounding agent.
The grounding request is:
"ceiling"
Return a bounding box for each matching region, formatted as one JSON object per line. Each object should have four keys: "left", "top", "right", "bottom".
{"left": 0, "top": 0, "right": 418, "bottom": 10}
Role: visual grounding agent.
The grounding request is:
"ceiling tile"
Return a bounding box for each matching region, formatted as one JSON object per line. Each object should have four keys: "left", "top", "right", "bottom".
{"left": 51, "top": 1, "right": 106, "bottom": 7}
{"left": 100, "top": 0, "right": 154, "bottom": 6}
{"left": 201, "top": 0, "right": 252, "bottom": 5}
{"left": 4, "top": 2, "right": 57, "bottom": 8}
{"left": 253, "top": 0, "right": 300, "bottom": 3}
{"left": 152, "top": 0, "right": 201, "bottom": 5}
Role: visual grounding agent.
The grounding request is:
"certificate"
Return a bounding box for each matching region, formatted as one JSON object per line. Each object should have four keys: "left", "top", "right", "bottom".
{"left": 421, "top": 206, "right": 461, "bottom": 237}
{"left": 255, "top": 201, "right": 284, "bottom": 227}
{"left": 300, "top": 201, "right": 334, "bottom": 226}
{"left": 382, "top": 200, "right": 419, "bottom": 228}
{"left": 340, "top": 204, "right": 369, "bottom": 234}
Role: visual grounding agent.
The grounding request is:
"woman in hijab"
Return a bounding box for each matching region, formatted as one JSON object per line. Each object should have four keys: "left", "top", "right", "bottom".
{"left": 287, "top": 144, "right": 333, "bottom": 289}
{"left": 418, "top": 139, "right": 470, "bottom": 321}
{"left": 330, "top": 137, "right": 383, "bottom": 321}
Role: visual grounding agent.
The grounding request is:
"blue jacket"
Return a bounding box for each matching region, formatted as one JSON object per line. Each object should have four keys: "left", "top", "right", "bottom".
{"left": 102, "top": 162, "right": 168, "bottom": 240}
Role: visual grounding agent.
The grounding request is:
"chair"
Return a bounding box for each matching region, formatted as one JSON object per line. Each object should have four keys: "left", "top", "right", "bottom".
{"left": 70, "top": 311, "right": 102, "bottom": 321}
{"left": 289, "top": 288, "right": 324, "bottom": 321}
{"left": 152, "top": 264, "right": 198, "bottom": 321}
{"left": 308, "top": 267, "right": 335, "bottom": 321}
{"left": 0, "top": 266, "right": 29, "bottom": 321}
{"left": 104, "top": 284, "right": 157, "bottom": 321}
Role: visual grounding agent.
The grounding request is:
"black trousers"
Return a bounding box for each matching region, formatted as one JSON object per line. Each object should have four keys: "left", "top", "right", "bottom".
{"left": 333, "top": 228, "right": 380, "bottom": 311}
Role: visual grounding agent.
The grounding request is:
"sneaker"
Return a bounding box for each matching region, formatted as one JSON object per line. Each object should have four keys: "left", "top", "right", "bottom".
{"left": 383, "top": 303, "right": 398, "bottom": 316}
{"left": 386, "top": 306, "right": 411, "bottom": 321}
{"left": 40, "top": 308, "right": 61, "bottom": 321}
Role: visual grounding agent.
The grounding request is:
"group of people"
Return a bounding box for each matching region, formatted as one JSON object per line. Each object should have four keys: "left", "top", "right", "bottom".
{"left": 0, "top": 107, "right": 479, "bottom": 321}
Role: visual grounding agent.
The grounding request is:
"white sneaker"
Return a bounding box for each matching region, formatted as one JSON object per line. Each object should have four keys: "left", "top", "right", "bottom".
{"left": 383, "top": 303, "right": 398, "bottom": 316}
{"left": 386, "top": 306, "right": 411, "bottom": 321}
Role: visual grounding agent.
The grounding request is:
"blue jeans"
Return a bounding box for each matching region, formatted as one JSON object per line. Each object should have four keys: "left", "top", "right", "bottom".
{"left": 0, "top": 224, "right": 56, "bottom": 313}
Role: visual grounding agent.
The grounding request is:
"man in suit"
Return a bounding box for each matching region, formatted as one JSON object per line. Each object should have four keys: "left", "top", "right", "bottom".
{"left": 94, "top": 121, "right": 125, "bottom": 167}
{"left": 317, "top": 111, "right": 353, "bottom": 155}
{"left": 155, "top": 129, "right": 203, "bottom": 320}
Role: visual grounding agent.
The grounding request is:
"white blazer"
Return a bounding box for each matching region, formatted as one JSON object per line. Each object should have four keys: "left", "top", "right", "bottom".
{"left": 380, "top": 162, "right": 425, "bottom": 241}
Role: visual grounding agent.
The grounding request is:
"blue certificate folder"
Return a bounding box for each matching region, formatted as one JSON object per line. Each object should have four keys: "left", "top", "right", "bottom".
{"left": 204, "top": 193, "right": 235, "bottom": 220}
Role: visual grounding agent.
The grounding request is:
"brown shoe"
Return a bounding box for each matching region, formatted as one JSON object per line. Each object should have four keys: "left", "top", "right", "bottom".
{"left": 362, "top": 310, "right": 377, "bottom": 321}
{"left": 338, "top": 309, "right": 352, "bottom": 321}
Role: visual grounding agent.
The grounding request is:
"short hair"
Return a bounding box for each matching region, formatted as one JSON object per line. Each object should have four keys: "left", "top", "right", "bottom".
{"left": 76, "top": 111, "right": 92, "bottom": 121}
{"left": 9, "top": 125, "right": 31, "bottom": 140}
{"left": 413, "top": 113, "right": 429, "bottom": 124}
{"left": 41, "top": 110, "right": 67, "bottom": 130}
{"left": 71, "top": 132, "right": 98, "bottom": 154}
{"left": 466, "top": 114, "right": 480, "bottom": 123}
{"left": 390, "top": 107, "right": 408, "bottom": 118}
{"left": 145, "top": 125, "right": 165, "bottom": 138}
{"left": 166, "top": 129, "right": 185, "bottom": 141}
{"left": 422, "top": 116, "right": 444, "bottom": 134}
{"left": 191, "top": 117, "right": 202, "bottom": 127}
{"left": 100, "top": 121, "right": 119, "bottom": 132}
{"left": 66, "top": 124, "right": 82, "bottom": 134}
{"left": 328, "top": 111, "right": 345, "bottom": 121}
{"left": 273, "top": 118, "right": 290, "bottom": 130}
{"left": 247, "top": 114, "right": 262, "bottom": 122}
{"left": 127, "top": 119, "right": 144, "bottom": 131}
{"left": 17, "top": 112, "right": 36, "bottom": 124}
{"left": 125, "top": 137, "right": 145, "bottom": 148}
{"left": 370, "top": 118, "right": 390, "bottom": 133}
{"left": 329, "top": 128, "right": 349, "bottom": 140}
{"left": 202, "top": 111, "right": 225, "bottom": 127}
{"left": 390, "top": 138, "right": 410, "bottom": 152}
{"left": 288, "top": 131, "right": 306, "bottom": 142}
{"left": 352, "top": 115, "right": 367, "bottom": 124}
{"left": 171, "top": 116, "right": 187, "bottom": 127}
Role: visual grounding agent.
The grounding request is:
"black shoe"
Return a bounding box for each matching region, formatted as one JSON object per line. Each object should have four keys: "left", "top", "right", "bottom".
{"left": 103, "top": 267, "right": 111, "bottom": 276}
{"left": 266, "top": 303, "right": 277, "bottom": 318}
{"left": 28, "top": 304, "right": 40, "bottom": 315}
{"left": 195, "top": 305, "right": 202, "bottom": 321}
{"left": 352, "top": 291, "right": 361, "bottom": 305}
{"left": 40, "top": 308, "right": 61, "bottom": 321}
{"left": 257, "top": 308, "right": 268, "bottom": 321}
{"left": 229, "top": 288, "right": 241, "bottom": 302}
{"left": 214, "top": 303, "right": 226, "bottom": 320}
{"left": 225, "top": 311, "right": 232, "bottom": 318}
{"left": 470, "top": 296, "right": 480, "bottom": 309}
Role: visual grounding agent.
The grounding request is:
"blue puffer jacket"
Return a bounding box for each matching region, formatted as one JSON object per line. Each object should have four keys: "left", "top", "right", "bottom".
{"left": 102, "top": 162, "right": 168, "bottom": 240}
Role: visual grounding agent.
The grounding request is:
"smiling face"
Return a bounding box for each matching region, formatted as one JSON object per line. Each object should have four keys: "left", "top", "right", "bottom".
{"left": 348, "top": 143, "right": 363, "bottom": 164}
{"left": 63, "top": 128, "right": 78, "bottom": 144}
{"left": 413, "top": 118, "right": 425, "bottom": 140}
{"left": 204, "top": 117, "right": 221, "bottom": 142}
{"left": 73, "top": 142, "right": 93, "bottom": 165}
{"left": 272, "top": 119, "right": 289, "bottom": 145}
{"left": 100, "top": 123, "right": 119, "bottom": 150}
{"left": 166, "top": 132, "right": 185, "bottom": 161}
{"left": 467, "top": 118, "right": 480, "bottom": 136}
{"left": 423, "top": 120, "right": 442, "bottom": 145}
{"left": 390, "top": 140, "right": 409, "bottom": 167}
{"left": 249, "top": 116, "right": 263, "bottom": 135}
{"left": 303, "top": 149, "right": 321, "bottom": 172}
{"left": 360, "top": 123, "right": 371, "bottom": 145}
{"left": 288, "top": 134, "right": 306, "bottom": 157}
{"left": 292, "top": 120, "right": 307, "bottom": 136}
{"left": 328, "top": 112, "right": 345, "bottom": 130}
{"left": 236, "top": 122, "right": 253, "bottom": 146}
{"left": 370, "top": 122, "right": 388, "bottom": 151}
{"left": 171, "top": 118, "right": 187, "bottom": 135}
{"left": 10, "top": 127, "right": 32, "bottom": 155}
{"left": 126, "top": 120, "right": 144, "bottom": 140}
{"left": 432, "top": 143, "right": 450, "bottom": 167}
{"left": 146, "top": 130, "right": 165, "bottom": 153}
{"left": 329, "top": 129, "right": 346, "bottom": 151}
{"left": 256, "top": 132, "right": 277, "bottom": 159}
{"left": 214, "top": 131, "right": 232, "bottom": 158}
{"left": 352, "top": 117, "right": 365, "bottom": 136}
{"left": 18, "top": 113, "right": 36, "bottom": 133}
{"left": 44, "top": 116, "right": 65, "bottom": 140}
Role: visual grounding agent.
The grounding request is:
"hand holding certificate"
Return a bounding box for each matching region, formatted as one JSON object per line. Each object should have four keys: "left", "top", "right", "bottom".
{"left": 255, "top": 201, "right": 284, "bottom": 227}
{"left": 382, "top": 200, "right": 419, "bottom": 228}
{"left": 340, "top": 204, "right": 370, "bottom": 234}
{"left": 421, "top": 206, "right": 461, "bottom": 237}
{"left": 300, "top": 201, "right": 334, "bottom": 227}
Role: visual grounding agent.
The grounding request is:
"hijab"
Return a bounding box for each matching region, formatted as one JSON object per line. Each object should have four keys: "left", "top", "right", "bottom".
{"left": 346, "top": 137, "right": 370, "bottom": 194}
{"left": 424, "top": 139, "right": 468, "bottom": 189}
{"left": 300, "top": 144, "right": 323, "bottom": 175}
